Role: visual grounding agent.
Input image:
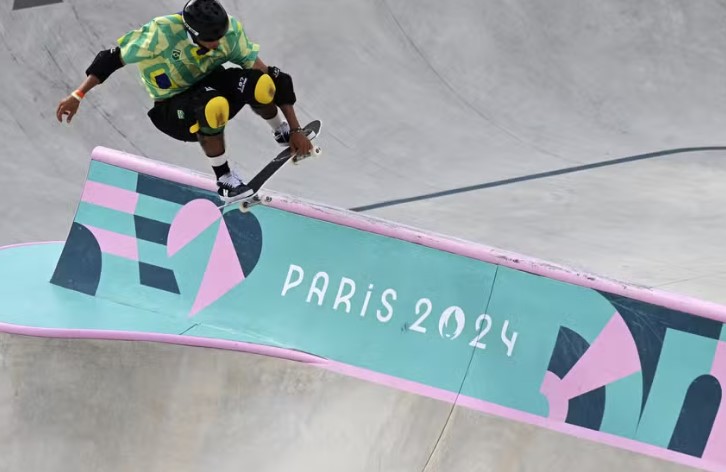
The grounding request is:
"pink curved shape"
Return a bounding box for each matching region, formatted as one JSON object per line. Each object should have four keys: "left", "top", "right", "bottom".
{"left": 189, "top": 219, "right": 245, "bottom": 317}
{"left": 0, "top": 321, "right": 323, "bottom": 364}
{"left": 558, "top": 312, "right": 641, "bottom": 397}
{"left": 167, "top": 199, "right": 222, "bottom": 256}
{"left": 540, "top": 371, "right": 569, "bottom": 421}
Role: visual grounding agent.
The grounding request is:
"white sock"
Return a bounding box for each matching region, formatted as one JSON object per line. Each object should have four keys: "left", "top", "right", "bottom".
{"left": 208, "top": 155, "right": 228, "bottom": 168}
{"left": 265, "top": 109, "right": 287, "bottom": 131}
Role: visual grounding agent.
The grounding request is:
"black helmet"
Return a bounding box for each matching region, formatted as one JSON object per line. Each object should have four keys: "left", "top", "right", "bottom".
{"left": 182, "top": 0, "right": 230, "bottom": 41}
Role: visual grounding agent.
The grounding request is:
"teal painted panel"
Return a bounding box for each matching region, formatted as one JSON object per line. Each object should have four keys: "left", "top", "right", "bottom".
{"left": 135, "top": 194, "right": 181, "bottom": 224}
{"left": 93, "top": 253, "right": 185, "bottom": 316}
{"left": 0, "top": 244, "right": 192, "bottom": 334}
{"left": 599, "top": 373, "right": 643, "bottom": 438}
{"left": 170, "top": 207, "right": 498, "bottom": 392}
{"left": 137, "top": 239, "right": 171, "bottom": 269}
{"left": 183, "top": 323, "right": 284, "bottom": 346}
{"left": 95, "top": 253, "right": 140, "bottom": 296}
{"left": 87, "top": 161, "right": 138, "bottom": 191}
{"left": 76, "top": 203, "right": 136, "bottom": 237}
{"left": 464, "top": 266, "right": 619, "bottom": 414}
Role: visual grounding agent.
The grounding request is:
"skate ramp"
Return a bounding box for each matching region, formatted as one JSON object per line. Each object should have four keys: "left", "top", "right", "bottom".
{"left": 2, "top": 0, "right": 726, "bottom": 471}
{"left": 0, "top": 147, "right": 723, "bottom": 471}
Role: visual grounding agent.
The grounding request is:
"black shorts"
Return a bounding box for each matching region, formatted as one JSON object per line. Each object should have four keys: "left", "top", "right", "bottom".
{"left": 147, "top": 66, "right": 264, "bottom": 142}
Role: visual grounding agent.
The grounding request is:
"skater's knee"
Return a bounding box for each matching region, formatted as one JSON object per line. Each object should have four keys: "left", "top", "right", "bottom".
{"left": 228, "top": 68, "right": 276, "bottom": 107}
{"left": 204, "top": 96, "right": 230, "bottom": 130}
{"left": 253, "top": 73, "right": 276, "bottom": 105}
{"left": 190, "top": 93, "right": 230, "bottom": 135}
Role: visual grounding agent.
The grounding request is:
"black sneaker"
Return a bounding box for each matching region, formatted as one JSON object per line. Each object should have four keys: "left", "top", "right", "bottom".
{"left": 217, "top": 171, "right": 254, "bottom": 202}
{"left": 274, "top": 122, "right": 291, "bottom": 146}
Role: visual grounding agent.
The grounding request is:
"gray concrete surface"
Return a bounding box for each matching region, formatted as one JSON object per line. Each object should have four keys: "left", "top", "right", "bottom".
{"left": 0, "top": 334, "right": 695, "bottom": 472}
{"left": 0, "top": 0, "right": 722, "bottom": 470}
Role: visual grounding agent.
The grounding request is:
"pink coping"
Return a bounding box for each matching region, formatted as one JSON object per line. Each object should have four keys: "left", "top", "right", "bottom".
{"left": 81, "top": 181, "right": 139, "bottom": 214}
{"left": 702, "top": 341, "right": 726, "bottom": 463}
{"left": 89, "top": 146, "right": 726, "bottom": 325}
{"left": 167, "top": 199, "right": 223, "bottom": 257}
{"left": 92, "top": 146, "right": 218, "bottom": 193}
{"left": 0, "top": 321, "right": 324, "bottom": 364}
{"left": 83, "top": 225, "right": 139, "bottom": 261}
{"left": 189, "top": 219, "right": 245, "bottom": 317}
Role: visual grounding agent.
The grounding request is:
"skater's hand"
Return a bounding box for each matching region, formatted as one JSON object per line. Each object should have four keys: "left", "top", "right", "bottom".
{"left": 56, "top": 95, "right": 81, "bottom": 124}
{"left": 289, "top": 129, "right": 313, "bottom": 157}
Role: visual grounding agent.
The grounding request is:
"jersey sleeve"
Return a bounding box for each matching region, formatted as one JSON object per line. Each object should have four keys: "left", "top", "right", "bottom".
{"left": 116, "top": 19, "right": 165, "bottom": 64}
{"left": 226, "top": 17, "right": 260, "bottom": 68}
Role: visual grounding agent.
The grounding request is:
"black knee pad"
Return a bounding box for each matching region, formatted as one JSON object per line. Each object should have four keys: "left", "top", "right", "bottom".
{"left": 267, "top": 66, "right": 296, "bottom": 106}
{"left": 189, "top": 88, "right": 230, "bottom": 135}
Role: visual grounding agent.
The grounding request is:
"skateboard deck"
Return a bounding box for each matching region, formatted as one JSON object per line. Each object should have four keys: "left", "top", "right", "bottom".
{"left": 218, "top": 119, "right": 322, "bottom": 212}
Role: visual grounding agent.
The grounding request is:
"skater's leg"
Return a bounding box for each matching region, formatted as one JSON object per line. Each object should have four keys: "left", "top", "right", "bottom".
{"left": 190, "top": 91, "right": 254, "bottom": 200}
{"left": 202, "top": 67, "right": 292, "bottom": 144}
{"left": 198, "top": 133, "right": 229, "bottom": 177}
{"left": 146, "top": 84, "right": 253, "bottom": 201}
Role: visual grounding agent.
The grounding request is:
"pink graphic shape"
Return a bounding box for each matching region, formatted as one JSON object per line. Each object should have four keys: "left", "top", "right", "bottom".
{"left": 167, "top": 199, "right": 222, "bottom": 256}
{"left": 81, "top": 181, "right": 140, "bottom": 214}
{"left": 702, "top": 341, "right": 726, "bottom": 463}
{"left": 84, "top": 225, "right": 139, "bottom": 261}
{"left": 189, "top": 219, "right": 245, "bottom": 317}
{"left": 540, "top": 371, "right": 569, "bottom": 421}
{"left": 539, "top": 312, "right": 641, "bottom": 418}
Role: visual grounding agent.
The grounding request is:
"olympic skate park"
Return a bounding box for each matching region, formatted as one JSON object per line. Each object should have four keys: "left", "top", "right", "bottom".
{"left": 2, "top": 0, "right": 726, "bottom": 470}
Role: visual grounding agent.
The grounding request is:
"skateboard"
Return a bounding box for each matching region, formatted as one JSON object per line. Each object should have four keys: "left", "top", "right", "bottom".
{"left": 218, "top": 119, "right": 323, "bottom": 212}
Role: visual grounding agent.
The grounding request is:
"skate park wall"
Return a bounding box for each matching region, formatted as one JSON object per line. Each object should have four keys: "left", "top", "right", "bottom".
{"left": 22, "top": 145, "right": 726, "bottom": 472}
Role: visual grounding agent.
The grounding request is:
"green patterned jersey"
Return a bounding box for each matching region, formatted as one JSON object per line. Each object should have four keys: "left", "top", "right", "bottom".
{"left": 116, "top": 13, "right": 260, "bottom": 100}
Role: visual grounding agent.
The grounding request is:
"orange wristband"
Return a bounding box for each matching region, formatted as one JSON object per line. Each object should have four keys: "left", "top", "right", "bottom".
{"left": 71, "top": 90, "right": 85, "bottom": 101}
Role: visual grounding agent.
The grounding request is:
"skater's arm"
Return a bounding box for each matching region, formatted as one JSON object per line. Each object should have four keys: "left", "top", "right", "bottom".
{"left": 281, "top": 104, "right": 313, "bottom": 156}
{"left": 279, "top": 104, "right": 304, "bottom": 134}
{"left": 56, "top": 47, "right": 126, "bottom": 124}
{"left": 253, "top": 58, "right": 311, "bottom": 153}
{"left": 252, "top": 57, "right": 267, "bottom": 71}
{"left": 251, "top": 57, "right": 299, "bottom": 126}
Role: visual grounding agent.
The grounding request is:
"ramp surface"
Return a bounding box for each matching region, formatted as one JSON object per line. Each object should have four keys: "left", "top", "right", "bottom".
{"left": 0, "top": 333, "right": 697, "bottom": 472}
{"left": 1, "top": 0, "right": 725, "bottom": 471}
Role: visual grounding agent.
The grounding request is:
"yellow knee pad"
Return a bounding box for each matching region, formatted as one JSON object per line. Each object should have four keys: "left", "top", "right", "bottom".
{"left": 189, "top": 96, "right": 230, "bottom": 134}
{"left": 254, "top": 74, "right": 276, "bottom": 105}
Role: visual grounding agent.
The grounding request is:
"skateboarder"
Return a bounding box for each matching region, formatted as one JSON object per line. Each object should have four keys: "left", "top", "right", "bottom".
{"left": 55, "top": 0, "right": 315, "bottom": 202}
